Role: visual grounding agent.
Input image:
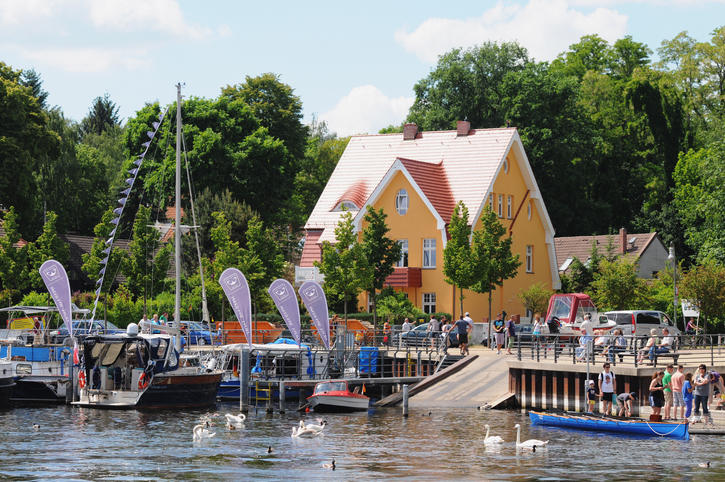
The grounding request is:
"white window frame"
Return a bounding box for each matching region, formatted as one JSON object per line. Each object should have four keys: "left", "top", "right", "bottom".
{"left": 423, "top": 238, "right": 436, "bottom": 268}
{"left": 527, "top": 201, "right": 532, "bottom": 220}
{"left": 396, "top": 239, "right": 409, "bottom": 268}
{"left": 498, "top": 194, "right": 503, "bottom": 218}
{"left": 395, "top": 189, "right": 409, "bottom": 215}
{"left": 507, "top": 195, "right": 513, "bottom": 219}
{"left": 526, "top": 245, "right": 533, "bottom": 273}
{"left": 422, "top": 293, "right": 436, "bottom": 314}
{"left": 488, "top": 193, "right": 493, "bottom": 211}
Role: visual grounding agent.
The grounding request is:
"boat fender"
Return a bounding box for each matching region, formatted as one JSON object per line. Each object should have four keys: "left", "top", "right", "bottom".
{"left": 138, "top": 372, "right": 150, "bottom": 390}
{"left": 78, "top": 370, "right": 86, "bottom": 389}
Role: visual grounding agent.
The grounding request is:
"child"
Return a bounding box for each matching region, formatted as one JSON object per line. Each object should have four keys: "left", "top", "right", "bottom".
{"left": 683, "top": 372, "right": 694, "bottom": 420}
{"left": 586, "top": 380, "right": 597, "bottom": 413}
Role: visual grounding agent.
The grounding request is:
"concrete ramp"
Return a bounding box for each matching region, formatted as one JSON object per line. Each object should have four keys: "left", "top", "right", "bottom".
{"left": 409, "top": 353, "right": 511, "bottom": 408}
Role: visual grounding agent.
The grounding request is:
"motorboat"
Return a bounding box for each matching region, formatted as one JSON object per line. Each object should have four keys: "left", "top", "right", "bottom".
{"left": 73, "top": 322, "right": 221, "bottom": 409}
{"left": 0, "top": 357, "right": 15, "bottom": 406}
{"left": 307, "top": 380, "right": 369, "bottom": 413}
{"left": 529, "top": 411, "right": 689, "bottom": 440}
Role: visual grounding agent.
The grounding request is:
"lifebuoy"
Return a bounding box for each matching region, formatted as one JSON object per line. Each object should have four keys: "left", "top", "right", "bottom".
{"left": 138, "top": 372, "right": 149, "bottom": 390}
{"left": 78, "top": 370, "right": 86, "bottom": 389}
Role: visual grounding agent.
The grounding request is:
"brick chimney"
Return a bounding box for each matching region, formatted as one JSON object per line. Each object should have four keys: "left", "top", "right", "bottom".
{"left": 457, "top": 120, "right": 471, "bottom": 136}
{"left": 403, "top": 123, "right": 418, "bottom": 140}
{"left": 620, "top": 227, "right": 627, "bottom": 254}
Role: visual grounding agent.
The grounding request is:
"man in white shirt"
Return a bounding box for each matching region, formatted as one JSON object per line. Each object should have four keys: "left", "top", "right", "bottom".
{"left": 402, "top": 318, "right": 413, "bottom": 332}
{"left": 598, "top": 363, "right": 616, "bottom": 416}
{"left": 650, "top": 327, "right": 674, "bottom": 362}
{"left": 463, "top": 312, "right": 474, "bottom": 330}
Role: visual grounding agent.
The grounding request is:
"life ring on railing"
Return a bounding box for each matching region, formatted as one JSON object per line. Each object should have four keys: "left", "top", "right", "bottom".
{"left": 138, "top": 372, "right": 150, "bottom": 390}
{"left": 78, "top": 370, "right": 86, "bottom": 389}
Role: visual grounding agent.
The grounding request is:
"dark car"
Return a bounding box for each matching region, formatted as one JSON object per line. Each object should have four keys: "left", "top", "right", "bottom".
{"left": 49, "top": 320, "right": 123, "bottom": 344}
{"left": 395, "top": 323, "right": 436, "bottom": 347}
{"left": 513, "top": 324, "right": 537, "bottom": 344}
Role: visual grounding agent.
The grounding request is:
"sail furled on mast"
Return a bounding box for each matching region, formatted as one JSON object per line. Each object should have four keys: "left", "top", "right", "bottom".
{"left": 90, "top": 107, "right": 169, "bottom": 322}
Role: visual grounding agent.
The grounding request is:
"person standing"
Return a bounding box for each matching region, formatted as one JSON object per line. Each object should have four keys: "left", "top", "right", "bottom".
{"left": 159, "top": 311, "right": 168, "bottom": 324}
{"left": 586, "top": 380, "right": 597, "bottom": 413}
{"left": 693, "top": 364, "right": 711, "bottom": 422}
{"left": 598, "top": 363, "right": 616, "bottom": 416}
{"left": 662, "top": 364, "right": 674, "bottom": 420}
{"left": 427, "top": 315, "right": 440, "bottom": 349}
{"left": 383, "top": 320, "right": 391, "bottom": 346}
{"left": 683, "top": 372, "right": 695, "bottom": 420}
{"left": 402, "top": 318, "right": 413, "bottom": 333}
{"left": 454, "top": 315, "right": 471, "bottom": 355}
{"left": 440, "top": 317, "right": 451, "bottom": 355}
{"left": 649, "top": 371, "right": 665, "bottom": 418}
{"left": 493, "top": 313, "right": 505, "bottom": 355}
{"left": 505, "top": 315, "right": 517, "bottom": 355}
{"left": 463, "top": 312, "right": 474, "bottom": 332}
{"left": 670, "top": 364, "right": 685, "bottom": 421}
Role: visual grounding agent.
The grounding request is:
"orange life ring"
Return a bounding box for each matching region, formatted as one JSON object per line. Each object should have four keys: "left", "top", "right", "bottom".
{"left": 138, "top": 372, "right": 149, "bottom": 390}
{"left": 78, "top": 370, "right": 86, "bottom": 389}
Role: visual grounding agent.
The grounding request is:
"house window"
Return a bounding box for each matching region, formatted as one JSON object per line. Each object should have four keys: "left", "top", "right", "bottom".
{"left": 503, "top": 159, "right": 509, "bottom": 174}
{"left": 498, "top": 194, "right": 503, "bottom": 218}
{"left": 488, "top": 193, "right": 493, "bottom": 211}
{"left": 395, "top": 189, "right": 409, "bottom": 215}
{"left": 527, "top": 201, "right": 532, "bottom": 220}
{"left": 333, "top": 200, "right": 359, "bottom": 212}
{"left": 526, "top": 245, "right": 533, "bottom": 273}
{"left": 423, "top": 238, "right": 436, "bottom": 268}
{"left": 423, "top": 293, "right": 436, "bottom": 314}
{"left": 507, "top": 195, "right": 513, "bottom": 219}
{"left": 396, "top": 239, "right": 408, "bottom": 267}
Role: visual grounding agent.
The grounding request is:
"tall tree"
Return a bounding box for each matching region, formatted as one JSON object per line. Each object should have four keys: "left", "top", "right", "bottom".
{"left": 591, "top": 257, "right": 651, "bottom": 310}
{"left": 315, "top": 211, "right": 371, "bottom": 322}
{"left": 245, "top": 215, "right": 285, "bottom": 319}
{"left": 82, "top": 208, "right": 130, "bottom": 294}
{"left": 407, "top": 41, "right": 530, "bottom": 130}
{"left": 680, "top": 261, "right": 725, "bottom": 333}
{"left": 20, "top": 68, "right": 49, "bottom": 109}
{"left": 80, "top": 93, "right": 120, "bottom": 137}
{"left": 443, "top": 201, "right": 477, "bottom": 315}
{"left": 551, "top": 34, "right": 613, "bottom": 79}
{"left": 361, "top": 206, "right": 402, "bottom": 328}
{"left": 26, "top": 211, "right": 70, "bottom": 291}
{"left": 516, "top": 281, "right": 553, "bottom": 318}
{"left": 0, "top": 207, "right": 30, "bottom": 303}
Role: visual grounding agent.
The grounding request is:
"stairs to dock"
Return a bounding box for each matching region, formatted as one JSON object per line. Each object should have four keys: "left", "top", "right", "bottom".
{"left": 435, "top": 354, "right": 465, "bottom": 373}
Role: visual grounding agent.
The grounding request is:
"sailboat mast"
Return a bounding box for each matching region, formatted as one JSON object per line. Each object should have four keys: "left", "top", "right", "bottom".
{"left": 175, "top": 84, "right": 182, "bottom": 352}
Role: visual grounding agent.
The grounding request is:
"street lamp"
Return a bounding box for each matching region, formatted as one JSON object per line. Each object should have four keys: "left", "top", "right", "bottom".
{"left": 667, "top": 243, "right": 677, "bottom": 329}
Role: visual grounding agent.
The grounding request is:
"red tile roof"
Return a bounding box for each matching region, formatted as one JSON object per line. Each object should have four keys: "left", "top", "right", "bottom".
{"left": 554, "top": 231, "right": 660, "bottom": 273}
{"left": 299, "top": 229, "right": 323, "bottom": 268}
{"left": 399, "top": 158, "right": 456, "bottom": 223}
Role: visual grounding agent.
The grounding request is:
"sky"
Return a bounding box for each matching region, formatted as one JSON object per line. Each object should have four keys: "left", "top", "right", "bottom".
{"left": 1, "top": 0, "right": 725, "bottom": 137}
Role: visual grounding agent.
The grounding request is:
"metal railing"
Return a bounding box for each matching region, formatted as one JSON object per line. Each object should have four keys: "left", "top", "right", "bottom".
{"left": 516, "top": 333, "right": 725, "bottom": 368}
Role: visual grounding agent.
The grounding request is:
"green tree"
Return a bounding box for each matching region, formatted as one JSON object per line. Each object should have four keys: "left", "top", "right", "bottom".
{"left": 26, "top": 211, "right": 69, "bottom": 291}
{"left": 121, "top": 205, "right": 172, "bottom": 300}
{"left": 20, "top": 68, "right": 49, "bottom": 109}
{"left": 680, "top": 261, "right": 725, "bottom": 333}
{"left": 591, "top": 257, "right": 650, "bottom": 310}
{"left": 82, "top": 208, "right": 130, "bottom": 294}
{"left": 516, "top": 281, "right": 553, "bottom": 318}
{"left": 407, "top": 41, "right": 530, "bottom": 130}
{"left": 443, "top": 201, "right": 477, "bottom": 315}
{"left": 315, "top": 211, "right": 371, "bottom": 322}
{"left": 221, "top": 73, "right": 308, "bottom": 160}
{"left": 361, "top": 206, "right": 402, "bottom": 328}
{"left": 0, "top": 207, "right": 30, "bottom": 303}
{"left": 377, "top": 289, "right": 424, "bottom": 325}
{"left": 246, "top": 215, "right": 285, "bottom": 319}
{"left": 80, "top": 93, "right": 120, "bottom": 137}
{"left": 470, "top": 208, "right": 521, "bottom": 324}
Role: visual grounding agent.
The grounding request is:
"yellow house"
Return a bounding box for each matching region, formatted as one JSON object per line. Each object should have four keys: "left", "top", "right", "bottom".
{"left": 298, "top": 122, "right": 560, "bottom": 321}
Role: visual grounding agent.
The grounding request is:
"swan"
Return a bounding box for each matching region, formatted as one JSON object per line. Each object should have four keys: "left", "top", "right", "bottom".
{"left": 291, "top": 421, "right": 307, "bottom": 438}
{"left": 305, "top": 419, "right": 328, "bottom": 432}
{"left": 225, "top": 413, "right": 246, "bottom": 425}
{"left": 483, "top": 424, "right": 504, "bottom": 444}
{"left": 322, "top": 458, "right": 336, "bottom": 470}
{"left": 193, "top": 424, "right": 216, "bottom": 441}
{"left": 513, "top": 424, "right": 547, "bottom": 449}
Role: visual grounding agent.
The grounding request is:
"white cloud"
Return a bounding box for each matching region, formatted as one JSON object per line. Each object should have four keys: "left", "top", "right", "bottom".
{"left": 88, "top": 0, "right": 212, "bottom": 39}
{"left": 320, "top": 86, "right": 414, "bottom": 137}
{"left": 0, "top": 0, "right": 61, "bottom": 26}
{"left": 22, "top": 47, "right": 152, "bottom": 73}
{"left": 395, "top": 0, "right": 629, "bottom": 63}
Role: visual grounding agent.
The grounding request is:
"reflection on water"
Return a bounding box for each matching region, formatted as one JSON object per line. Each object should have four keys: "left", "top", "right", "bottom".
{"left": 0, "top": 403, "right": 722, "bottom": 480}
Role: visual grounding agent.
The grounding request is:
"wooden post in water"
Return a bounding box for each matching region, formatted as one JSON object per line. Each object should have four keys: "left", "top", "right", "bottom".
{"left": 279, "top": 380, "right": 286, "bottom": 413}
{"left": 240, "top": 345, "right": 249, "bottom": 412}
{"left": 402, "top": 384, "right": 409, "bottom": 417}
{"left": 299, "top": 388, "right": 307, "bottom": 410}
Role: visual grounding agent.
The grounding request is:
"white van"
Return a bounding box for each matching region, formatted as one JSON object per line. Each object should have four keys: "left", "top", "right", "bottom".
{"left": 604, "top": 310, "right": 680, "bottom": 338}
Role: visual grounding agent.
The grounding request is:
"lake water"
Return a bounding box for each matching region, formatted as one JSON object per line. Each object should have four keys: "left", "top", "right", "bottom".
{"left": 0, "top": 403, "right": 721, "bottom": 481}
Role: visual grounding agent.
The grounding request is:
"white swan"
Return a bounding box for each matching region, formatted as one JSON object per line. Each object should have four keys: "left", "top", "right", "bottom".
{"left": 193, "top": 424, "right": 216, "bottom": 441}
{"left": 305, "top": 419, "right": 328, "bottom": 432}
{"left": 291, "top": 421, "right": 307, "bottom": 438}
{"left": 514, "top": 424, "right": 547, "bottom": 449}
{"left": 225, "top": 413, "right": 246, "bottom": 425}
{"left": 293, "top": 420, "right": 324, "bottom": 438}
{"left": 483, "top": 424, "right": 504, "bottom": 444}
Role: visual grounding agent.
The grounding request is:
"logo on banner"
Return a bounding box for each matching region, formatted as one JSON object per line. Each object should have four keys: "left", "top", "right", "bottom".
{"left": 272, "top": 283, "right": 291, "bottom": 300}
{"left": 302, "top": 284, "right": 319, "bottom": 301}
{"left": 43, "top": 265, "right": 61, "bottom": 281}
{"left": 223, "top": 273, "right": 242, "bottom": 291}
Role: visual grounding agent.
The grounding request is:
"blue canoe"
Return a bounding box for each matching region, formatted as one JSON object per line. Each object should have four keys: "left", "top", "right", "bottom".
{"left": 529, "top": 411, "right": 689, "bottom": 440}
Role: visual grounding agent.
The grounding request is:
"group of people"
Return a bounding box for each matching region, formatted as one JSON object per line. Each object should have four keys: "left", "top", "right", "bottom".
{"left": 381, "top": 313, "right": 475, "bottom": 355}
{"left": 586, "top": 362, "right": 724, "bottom": 422}
{"left": 140, "top": 312, "right": 169, "bottom": 325}
{"left": 493, "top": 312, "right": 518, "bottom": 355}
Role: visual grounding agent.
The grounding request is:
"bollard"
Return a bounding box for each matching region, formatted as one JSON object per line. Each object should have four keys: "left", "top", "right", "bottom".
{"left": 417, "top": 351, "right": 422, "bottom": 377}
{"left": 279, "top": 380, "right": 286, "bottom": 414}
{"left": 403, "top": 384, "right": 409, "bottom": 417}
{"left": 240, "top": 346, "right": 250, "bottom": 413}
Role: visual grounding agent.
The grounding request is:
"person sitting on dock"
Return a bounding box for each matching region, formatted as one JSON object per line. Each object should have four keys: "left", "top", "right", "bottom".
{"left": 607, "top": 329, "right": 627, "bottom": 363}
{"left": 616, "top": 392, "right": 638, "bottom": 417}
{"left": 649, "top": 328, "right": 673, "bottom": 361}
{"left": 576, "top": 329, "right": 593, "bottom": 361}
{"left": 637, "top": 329, "right": 658, "bottom": 364}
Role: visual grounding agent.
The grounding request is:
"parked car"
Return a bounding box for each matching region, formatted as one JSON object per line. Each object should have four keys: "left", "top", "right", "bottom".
{"left": 394, "top": 323, "right": 432, "bottom": 347}
{"left": 49, "top": 320, "right": 123, "bottom": 344}
{"left": 179, "top": 321, "right": 221, "bottom": 346}
{"left": 604, "top": 310, "right": 681, "bottom": 339}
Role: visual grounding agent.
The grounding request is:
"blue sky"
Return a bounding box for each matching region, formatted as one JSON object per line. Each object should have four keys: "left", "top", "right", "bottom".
{"left": 1, "top": 0, "right": 724, "bottom": 137}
